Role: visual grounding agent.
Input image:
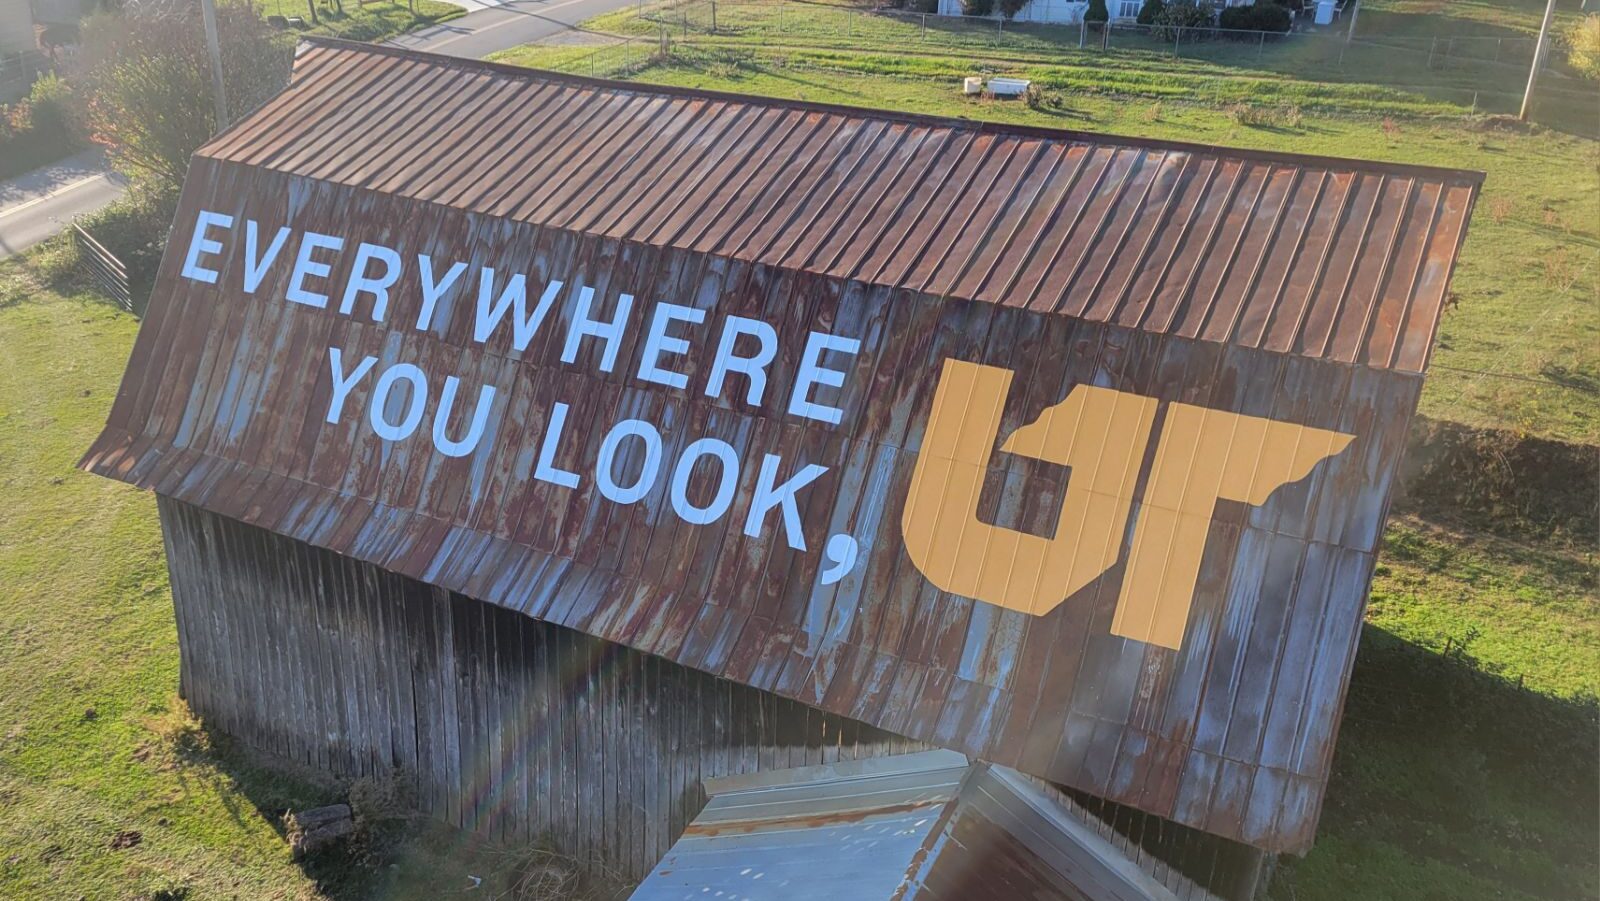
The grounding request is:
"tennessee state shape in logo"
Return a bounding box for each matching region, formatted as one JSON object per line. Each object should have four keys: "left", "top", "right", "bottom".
{"left": 902, "top": 359, "right": 1355, "bottom": 651}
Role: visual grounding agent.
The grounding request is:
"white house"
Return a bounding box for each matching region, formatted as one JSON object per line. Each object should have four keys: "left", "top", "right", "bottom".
{"left": 935, "top": 0, "right": 1252, "bottom": 25}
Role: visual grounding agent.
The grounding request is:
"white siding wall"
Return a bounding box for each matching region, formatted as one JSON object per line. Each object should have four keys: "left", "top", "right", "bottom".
{"left": 0, "top": 0, "right": 35, "bottom": 55}
{"left": 936, "top": 0, "right": 1088, "bottom": 24}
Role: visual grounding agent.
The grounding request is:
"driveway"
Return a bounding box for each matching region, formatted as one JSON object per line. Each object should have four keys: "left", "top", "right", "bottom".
{"left": 0, "top": 151, "right": 127, "bottom": 262}
{"left": 390, "top": 0, "right": 644, "bottom": 59}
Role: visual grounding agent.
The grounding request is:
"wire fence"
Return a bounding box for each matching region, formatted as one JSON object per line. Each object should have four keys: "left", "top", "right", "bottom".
{"left": 541, "top": 0, "right": 1595, "bottom": 129}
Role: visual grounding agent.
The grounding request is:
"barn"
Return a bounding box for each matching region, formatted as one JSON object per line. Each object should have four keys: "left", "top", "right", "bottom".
{"left": 82, "top": 38, "right": 1479, "bottom": 899}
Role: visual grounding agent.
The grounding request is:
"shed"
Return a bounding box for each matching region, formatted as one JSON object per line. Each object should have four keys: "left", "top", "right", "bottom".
{"left": 83, "top": 36, "right": 1479, "bottom": 894}
{"left": 633, "top": 749, "right": 1191, "bottom": 901}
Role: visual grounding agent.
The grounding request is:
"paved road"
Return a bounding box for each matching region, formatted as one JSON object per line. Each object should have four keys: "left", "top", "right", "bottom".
{"left": 389, "top": 0, "right": 643, "bottom": 59}
{"left": 0, "top": 151, "right": 127, "bottom": 262}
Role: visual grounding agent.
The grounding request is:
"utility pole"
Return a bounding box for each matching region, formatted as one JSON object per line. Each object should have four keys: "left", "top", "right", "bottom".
{"left": 1520, "top": 0, "right": 1558, "bottom": 121}
{"left": 200, "top": 0, "right": 229, "bottom": 131}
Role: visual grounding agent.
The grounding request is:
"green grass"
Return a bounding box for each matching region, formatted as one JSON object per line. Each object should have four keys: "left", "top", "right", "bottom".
{"left": 495, "top": 37, "right": 1600, "bottom": 444}
{"left": 268, "top": 0, "right": 465, "bottom": 42}
{"left": 1368, "top": 518, "right": 1599, "bottom": 697}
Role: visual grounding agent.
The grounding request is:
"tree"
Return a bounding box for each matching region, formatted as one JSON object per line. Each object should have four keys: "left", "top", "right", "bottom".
{"left": 998, "top": 0, "right": 1030, "bottom": 19}
{"left": 76, "top": 0, "right": 293, "bottom": 188}
{"left": 1085, "top": 0, "right": 1108, "bottom": 23}
{"left": 1149, "top": 0, "right": 1211, "bottom": 39}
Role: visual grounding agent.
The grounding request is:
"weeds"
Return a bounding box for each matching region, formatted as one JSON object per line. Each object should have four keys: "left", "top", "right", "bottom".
{"left": 1542, "top": 247, "right": 1579, "bottom": 294}
{"left": 1228, "top": 103, "right": 1302, "bottom": 128}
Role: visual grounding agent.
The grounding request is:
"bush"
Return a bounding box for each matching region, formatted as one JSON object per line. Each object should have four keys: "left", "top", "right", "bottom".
{"left": 1150, "top": 0, "right": 1212, "bottom": 37}
{"left": 1084, "top": 0, "right": 1108, "bottom": 22}
{"left": 998, "top": 0, "right": 1030, "bottom": 18}
{"left": 1136, "top": 0, "right": 1164, "bottom": 24}
{"left": 961, "top": 0, "right": 994, "bottom": 15}
{"left": 0, "top": 74, "right": 83, "bottom": 180}
{"left": 908, "top": 0, "right": 938, "bottom": 10}
{"left": 1568, "top": 15, "right": 1600, "bottom": 80}
{"left": 1219, "top": 2, "right": 1291, "bottom": 32}
{"left": 25, "top": 73, "right": 77, "bottom": 137}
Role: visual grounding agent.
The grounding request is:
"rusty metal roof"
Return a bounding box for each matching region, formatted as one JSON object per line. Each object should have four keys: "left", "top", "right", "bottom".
{"left": 206, "top": 40, "right": 1478, "bottom": 373}
{"left": 83, "top": 38, "right": 1480, "bottom": 855}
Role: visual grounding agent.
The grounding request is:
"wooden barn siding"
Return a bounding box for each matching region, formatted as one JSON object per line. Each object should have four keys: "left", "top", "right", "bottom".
{"left": 159, "top": 496, "right": 925, "bottom": 880}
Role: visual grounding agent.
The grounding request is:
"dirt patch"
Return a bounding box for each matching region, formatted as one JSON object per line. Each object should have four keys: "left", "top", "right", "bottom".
{"left": 109, "top": 830, "right": 142, "bottom": 850}
{"left": 1396, "top": 417, "right": 1598, "bottom": 543}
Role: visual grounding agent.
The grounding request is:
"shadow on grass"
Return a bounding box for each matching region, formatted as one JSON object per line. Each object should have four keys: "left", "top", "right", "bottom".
{"left": 1279, "top": 624, "right": 1600, "bottom": 900}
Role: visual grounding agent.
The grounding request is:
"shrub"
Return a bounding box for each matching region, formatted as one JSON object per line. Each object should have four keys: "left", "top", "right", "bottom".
{"left": 26, "top": 73, "right": 77, "bottom": 138}
{"left": 961, "top": 0, "right": 994, "bottom": 15}
{"left": 1136, "top": 0, "right": 1165, "bottom": 24}
{"left": 1219, "top": 2, "right": 1290, "bottom": 32}
{"left": 998, "top": 0, "right": 1030, "bottom": 19}
{"left": 1084, "top": 0, "right": 1109, "bottom": 22}
{"left": 1150, "top": 0, "right": 1212, "bottom": 38}
{"left": 0, "top": 74, "right": 84, "bottom": 180}
{"left": 1568, "top": 15, "right": 1600, "bottom": 80}
{"left": 908, "top": 0, "right": 939, "bottom": 10}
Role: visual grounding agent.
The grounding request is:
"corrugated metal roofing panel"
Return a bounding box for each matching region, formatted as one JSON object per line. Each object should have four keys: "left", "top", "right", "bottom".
{"left": 202, "top": 41, "right": 1477, "bottom": 369}
{"left": 84, "top": 38, "right": 1479, "bottom": 855}
{"left": 632, "top": 751, "right": 1200, "bottom": 901}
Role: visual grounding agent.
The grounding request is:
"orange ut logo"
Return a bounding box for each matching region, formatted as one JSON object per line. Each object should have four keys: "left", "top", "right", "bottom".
{"left": 902, "top": 359, "right": 1354, "bottom": 651}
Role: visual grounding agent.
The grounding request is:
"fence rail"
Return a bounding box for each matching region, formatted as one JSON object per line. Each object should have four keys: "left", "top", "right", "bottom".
{"left": 73, "top": 223, "right": 135, "bottom": 315}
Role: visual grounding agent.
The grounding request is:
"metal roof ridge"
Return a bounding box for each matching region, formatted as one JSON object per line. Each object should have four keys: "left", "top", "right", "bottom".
{"left": 703, "top": 749, "right": 972, "bottom": 795}
{"left": 265, "top": 36, "right": 1484, "bottom": 187}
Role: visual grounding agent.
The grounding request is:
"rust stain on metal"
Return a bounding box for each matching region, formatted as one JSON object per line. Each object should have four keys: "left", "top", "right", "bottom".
{"left": 82, "top": 39, "right": 1481, "bottom": 855}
